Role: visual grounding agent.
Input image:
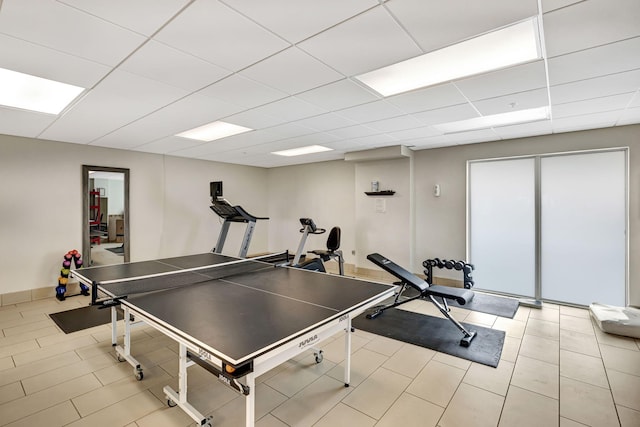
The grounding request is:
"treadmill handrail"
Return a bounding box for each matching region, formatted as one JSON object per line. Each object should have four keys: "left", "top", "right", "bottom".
{"left": 210, "top": 199, "right": 269, "bottom": 223}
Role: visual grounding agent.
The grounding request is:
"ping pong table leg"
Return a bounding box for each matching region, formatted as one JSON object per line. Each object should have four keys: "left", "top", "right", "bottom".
{"left": 178, "top": 343, "right": 188, "bottom": 405}
{"left": 164, "top": 343, "right": 211, "bottom": 426}
{"left": 114, "top": 306, "right": 143, "bottom": 380}
{"left": 245, "top": 373, "right": 256, "bottom": 427}
{"left": 110, "top": 306, "right": 117, "bottom": 347}
{"left": 344, "top": 318, "right": 352, "bottom": 386}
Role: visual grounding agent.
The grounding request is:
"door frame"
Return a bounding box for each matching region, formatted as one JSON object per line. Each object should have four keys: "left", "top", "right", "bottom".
{"left": 82, "top": 165, "right": 130, "bottom": 266}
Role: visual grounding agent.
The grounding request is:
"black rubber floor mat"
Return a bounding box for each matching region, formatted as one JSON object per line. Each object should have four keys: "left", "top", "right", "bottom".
{"left": 353, "top": 308, "right": 505, "bottom": 367}
{"left": 50, "top": 305, "right": 121, "bottom": 334}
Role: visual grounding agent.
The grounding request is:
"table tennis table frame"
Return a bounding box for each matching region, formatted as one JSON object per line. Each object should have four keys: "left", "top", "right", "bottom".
{"left": 101, "top": 279, "right": 393, "bottom": 427}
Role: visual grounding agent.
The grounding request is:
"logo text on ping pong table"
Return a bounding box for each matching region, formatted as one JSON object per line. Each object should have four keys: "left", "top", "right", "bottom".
{"left": 298, "top": 334, "right": 318, "bottom": 348}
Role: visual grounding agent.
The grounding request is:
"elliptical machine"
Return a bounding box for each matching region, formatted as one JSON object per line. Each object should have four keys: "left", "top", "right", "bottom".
{"left": 290, "top": 218, "right": 344, "bottom": 275}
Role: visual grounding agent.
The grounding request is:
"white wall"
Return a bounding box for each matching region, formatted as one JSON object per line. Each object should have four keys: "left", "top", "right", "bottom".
{"left": 266, "top": 160, "right": 356, "bottom": 262}
{"left": 0, "top": 134, "right": 268, "bottom": 295}
{"left": 354, "top": 158, "right": 412, "bottom": 269}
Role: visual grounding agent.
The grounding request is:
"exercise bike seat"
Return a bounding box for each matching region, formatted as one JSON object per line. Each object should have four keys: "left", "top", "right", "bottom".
{"left": 309, "top": 226, "right": 341, "bottom": 258}
{"left": 309, "top": 227, "right": 345, "bottom": 275}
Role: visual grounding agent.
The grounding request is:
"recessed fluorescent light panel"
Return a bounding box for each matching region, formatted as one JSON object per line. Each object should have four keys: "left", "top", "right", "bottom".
{"left": 434, "top": 106, "right": 550, "bottom": 134}
{"left": 0, "top": 68, "right": 85, "bottom": 114}
{"left": 176, "top": 121, "right": 252, "bottom": 142}
{"left": 355, "top": 18, "right": 542, "bottom": 97}
{"left": 272, "top": 145, "right": 333, "bottom": 157}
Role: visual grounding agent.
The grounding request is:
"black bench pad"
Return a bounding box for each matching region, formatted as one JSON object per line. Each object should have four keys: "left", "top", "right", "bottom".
{"left": 424, "top": 285, "right": 474, "bottom": 305}
{"left": 366, "top": 253, "right": 474, "bottom": 305}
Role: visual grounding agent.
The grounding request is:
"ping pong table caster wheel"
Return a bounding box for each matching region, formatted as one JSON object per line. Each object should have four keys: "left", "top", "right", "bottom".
{"left": 167, "top": 399, "right": 177, "bottom": 408}
{"left": 314, "top": 350, "right": 323, "bottom": 364}
{"left": 116, "top": 354, "right": 126, "bottom": 363}
{"left": 135, "top": 370, "right": 144, "bottom": 381}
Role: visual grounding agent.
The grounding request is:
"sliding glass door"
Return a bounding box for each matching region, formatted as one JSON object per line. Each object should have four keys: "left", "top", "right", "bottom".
{"left": 468, "top": 158, "right": 536, "bottom": 298}
{"left": 540, "top": 151, "right": 626, "bottom": 306}
{"left": 468, "top": 149, "right": 627, "bottom": 307}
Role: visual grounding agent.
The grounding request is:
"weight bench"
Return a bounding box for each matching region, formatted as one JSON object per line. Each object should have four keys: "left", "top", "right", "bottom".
{"left": 366, "top": 253, "right": 477, "bottom": 347}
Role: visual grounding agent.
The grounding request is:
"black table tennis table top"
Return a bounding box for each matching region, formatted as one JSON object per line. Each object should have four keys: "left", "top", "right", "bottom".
{"left": 75, "top": 252, "right": 237, "bottom": 284}
{"left": 75, "top": 253, "right": 394, "bottom": 367}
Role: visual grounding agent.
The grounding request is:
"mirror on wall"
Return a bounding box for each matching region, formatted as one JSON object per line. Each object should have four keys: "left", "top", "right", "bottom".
{"left": 82, "top": 165, "right": 130, "bottom": 266}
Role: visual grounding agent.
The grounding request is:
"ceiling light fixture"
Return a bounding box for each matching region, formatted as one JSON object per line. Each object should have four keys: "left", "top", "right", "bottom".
{"left": 0, "top": 67, "right": 85, "bottom": 114}
{"left": 433, "top": 106, "right": 550, "bottom": 133}
{"left": 272, "top": 145, "right": 333, "bottom": 157}
{"left": 355, "top": 18, "right": 542, "bottom": 97}
{"left": 176, "top": 121, "right": 253, "bottom": 142}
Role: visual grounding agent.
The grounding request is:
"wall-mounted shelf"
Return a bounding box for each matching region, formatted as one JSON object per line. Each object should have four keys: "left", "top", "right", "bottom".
{"left": 364, "top": 190, "right": 396, "bottom": 196}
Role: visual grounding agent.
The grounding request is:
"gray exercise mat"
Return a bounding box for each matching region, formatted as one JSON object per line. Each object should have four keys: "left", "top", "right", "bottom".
{"left": 401, "top": 287, "right": 519, "bottom": 318}
{"left": 353, "top": 308, "right": 505, "bottom": 367}
{"left": 447, "top": 291, "right": 520, "bottom": 318}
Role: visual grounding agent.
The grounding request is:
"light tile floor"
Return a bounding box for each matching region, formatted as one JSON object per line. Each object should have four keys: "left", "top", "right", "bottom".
{"left": 1, "top": 291, "right": 639, "bottom": 426}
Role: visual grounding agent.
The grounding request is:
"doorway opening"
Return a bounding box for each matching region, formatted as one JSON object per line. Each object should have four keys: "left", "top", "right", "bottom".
{"left": 82, "top": 165, "right": 130, "bottom": 266}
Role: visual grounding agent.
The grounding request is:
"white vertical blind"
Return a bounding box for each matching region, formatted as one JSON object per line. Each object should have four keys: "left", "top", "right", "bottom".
{"left": 469, "top": 158, "right": 536, "bottom": 297}
{"left": 540, "top": 151, "right": 626, "bottom": 306}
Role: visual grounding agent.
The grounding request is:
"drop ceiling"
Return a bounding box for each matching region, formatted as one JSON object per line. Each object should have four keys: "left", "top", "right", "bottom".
{"left": 0, "top": 0, "right": 638, "bottom": 168}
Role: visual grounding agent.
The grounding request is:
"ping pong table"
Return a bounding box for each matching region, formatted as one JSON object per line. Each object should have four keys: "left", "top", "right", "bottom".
{"left": 73, "top": 252, "right": 395, "bottom": 427}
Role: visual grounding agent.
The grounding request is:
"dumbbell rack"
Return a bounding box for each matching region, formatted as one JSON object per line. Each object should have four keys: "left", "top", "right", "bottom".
{"left": 423, "top": 258, "right": 474, "bottom": 289}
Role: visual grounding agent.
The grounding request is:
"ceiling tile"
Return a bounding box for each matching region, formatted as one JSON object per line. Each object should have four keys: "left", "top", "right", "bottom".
{"left": 472, "top": 88, "right": 549, "bottom": 116}
{"left": 0, "top": 107, "right": 58, "bottom": 138}
{"left": 249, "top": 133, "right": 338, "bottom": 154}
{"left": 553, "top": 93, "right": 635, "bottom": 118}
{"left": 222, "top": 0, "right": 378, "bottom": 43}
{"left": 134, "top": 136, "right": 205, "bottom": 154}
{"left": 239, "top": 47, "right": 344, "bottom": 95}
{"left": 548, "top": 37, "right": 640, "bottom": 85}
{"left": 412, "top": 128, "right": 500, "bottom": 148}
{"left": 40, "top": 70, "right": 188, "bottom": 144}
{"left": 197, "top": 74, "right": 288, "bottom": 109}
{"left": 552, "top": 110, "right": 622, "bottom": 133}
{"left": 541, "top": 0, "right": 583, "bottom": 13}
{"left": 296, "top": 79, "right": 380, "bottom": 111}
{"left": 412, "top": 104, "right": 479, "bottom": 126}
{"left": 0, "top": 33, "right": 110, "bottom": 88}
{"left": 168, "top": 139, "right": 228, "bottom": 157}
{"left": 264, "top": 123, "right": 318, "bottom": 140}
{"left": 0, "top": 0, "right": 145, "bottom": 66}
{"left": 119, "top": 40, "right": 231, "bottom": 92}
{"left": 384, "top": 126, "right": 441, "bottom": 142}
{"left": 172, "top": 129, "right": 284, "bottom": 156}
{"left": 336, "top": 100, "right": 405, "bottom": 123}
{"left": 387, "top": 83, "right": 467, "bottom": 114}
{"left": 294, "top": 113, "right": 358, "bottom": 132}
{"left": 325, "top": 124, "right": 381, "bottom": 140}
{"left": 491, "top": 119, "right": 553, "bottom": 139}
{"left": 455, "top": 61, "right": 547, "bottom": 101}
{"left": 550, "top": 69, "right": 640, "bottom": 104}
{"left": 324, "top": 140, "right": 371, "bottom": 151}
{"left": 543, "top": 0, "right": 640, "bottom": 57}
{"left": 57, "top": 0, "right": 190, "bottom": 36}
{"left": 387, "top": 0, "right": 538, "bottom": 53}
{"left": 298, "top": 6, "right": 422, "bottom": 76}
{"left": 154, "top": 0, "right": 289, "bottom": 71}
{"left": 249, "top": 97, "right": 328, "bottom": 124}
{"left": 365, "top": 115, "right": 424, "bottom": 132}
{"left": 90, "top": 93, "right": 243, "bottom": 149}
{"left": 327, "top": 133, "right": 398, "bottom": 151}
{"left": 617, "top": 106, "right": 640, "bottom": 125}
{"left": 223, "top": 109, "right": 286, "bottom": 130}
